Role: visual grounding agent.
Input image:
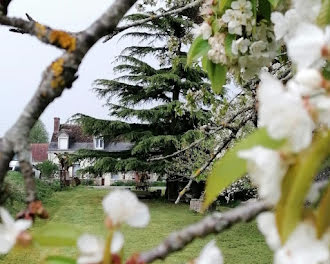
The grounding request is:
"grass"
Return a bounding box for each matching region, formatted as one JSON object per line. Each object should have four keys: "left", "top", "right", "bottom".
{"left": 0, "top": 187, "right": 272, "bottom": 264}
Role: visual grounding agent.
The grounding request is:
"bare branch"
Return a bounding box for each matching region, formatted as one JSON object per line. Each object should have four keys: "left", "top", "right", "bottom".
{"left": 138, "top": 200, "right": 271, "bottom": 263}
{"left": 0, "top": 0, "right": 137, "bottom": 205}
{"left": 103, "top": 0, "right": 203, "bottom": 43}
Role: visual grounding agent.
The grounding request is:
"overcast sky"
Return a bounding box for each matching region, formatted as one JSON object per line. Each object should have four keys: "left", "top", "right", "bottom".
{"left": 0, "top": 0, "right": 136, "bottom": 137}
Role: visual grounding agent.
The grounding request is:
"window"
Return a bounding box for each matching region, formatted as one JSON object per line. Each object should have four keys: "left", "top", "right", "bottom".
{"left": 94, "top": 137, "right": 104, "bottom": 150}
{"left": 58, "top": 133, "right": 69, "bottom": 150}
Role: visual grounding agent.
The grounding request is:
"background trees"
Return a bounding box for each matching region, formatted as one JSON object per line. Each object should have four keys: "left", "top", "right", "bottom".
{"left": 29, "top": 120, "right": 49, "bottom": 143}
{"left": 74, "top": 4, "right": 219, "bottom": 179}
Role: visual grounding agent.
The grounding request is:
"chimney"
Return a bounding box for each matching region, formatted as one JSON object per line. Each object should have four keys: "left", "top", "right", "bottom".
{"left": 54, "top": 117, "right": 60, "bottom": 133}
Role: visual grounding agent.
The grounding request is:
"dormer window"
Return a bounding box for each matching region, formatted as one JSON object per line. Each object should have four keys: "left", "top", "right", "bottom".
{"left": 94, "top": 137, "right": 104, "bottom": 150}
{"left": 58, "top": 133, "right": 69, "bottom": 150}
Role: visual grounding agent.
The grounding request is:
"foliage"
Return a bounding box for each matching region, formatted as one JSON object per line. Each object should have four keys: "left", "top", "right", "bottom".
{"left": 29, "top": 120, "right": 49, "bottom": 143}
{"left": 73, "top": 6, "right": 217, "bottom": 178}
{"left": 36, "top": 160, "right": 59, "bottom": 179}
{"left": 4, "top": 172, "right": 62, "bottom": 214}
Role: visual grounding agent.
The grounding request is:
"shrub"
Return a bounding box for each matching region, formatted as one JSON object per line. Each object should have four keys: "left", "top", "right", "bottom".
{"left": 4, "top": 171, "right": 62, "bottom": 213}
{"left": 36, "top": 160, "right": 59, "bottom": 179}
{"left": 81, "top": 179, "right": 94, "bottom": 186}
{"left": 111, "top": 180, "right": 136, "bottom": 186}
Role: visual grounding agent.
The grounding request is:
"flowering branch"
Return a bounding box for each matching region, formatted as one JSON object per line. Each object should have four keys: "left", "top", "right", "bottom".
{"left": 0, "top": 0, "right": 137, "bottom": 207}
{"left": 103, "top": 0, "right": 203, "bottom": 43}
{"left": 138, "top": 200, "right": 271, "bottom": 263}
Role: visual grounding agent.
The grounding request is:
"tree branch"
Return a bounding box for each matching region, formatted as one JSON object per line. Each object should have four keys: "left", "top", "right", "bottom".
{"left": 174, "top": 111, "right": 254, "bottom": 204}
{"left": 138, "top": 200, "right": 271, "bottom": 263}
{"left": 150, "top": 106, "right": 253, "bottom": 162}
{"left": 0, "top": 0, "right": 11, "bottom": 16}
{"left": 0, "top": 0, "right": 137, "bottom": 205}
{"left": 103, "top": 0, "right": 203, "bottom": 43}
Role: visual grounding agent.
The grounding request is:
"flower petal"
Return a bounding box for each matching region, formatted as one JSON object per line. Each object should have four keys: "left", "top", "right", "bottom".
{"left": 257, "top": 212, "right": 281, "bottom": 251}
{"left": 196, "top": 240, "right": 223, "bottom": 264}
{"left": 126, "top": 203, "right": 150, "bottom": 228}
{"left": 0, "top": 208, "right": 14, "bottom": 226}
{"left": 14, "top": 220, "right": 32, "bottom": 233}
{"left": 111, "top": 231, "right": 124, "bottom": 254}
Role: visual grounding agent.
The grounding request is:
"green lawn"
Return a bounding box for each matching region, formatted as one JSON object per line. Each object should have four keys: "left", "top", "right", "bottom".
{"left": 0, "top": 187, "right": 272, "bottom": 264}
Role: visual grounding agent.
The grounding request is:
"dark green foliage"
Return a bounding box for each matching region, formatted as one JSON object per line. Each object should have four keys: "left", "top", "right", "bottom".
{"left": 36, "top": 160, "right": 59, "bottom": 178}
{"left": 74, "top": 7, "right": 213, "bottom": 176}
{"left": 29, "top": 120, "right": 49, "bottom": 143}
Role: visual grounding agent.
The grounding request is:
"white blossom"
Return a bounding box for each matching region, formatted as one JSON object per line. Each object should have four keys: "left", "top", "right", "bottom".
{"left": 287, "top": 69, "right": 324, "bottom": 96}
{"left": 195, "top": 240, "right": 223, "bottom": 264}
{"left": 238, "top": 146, "right": 288, "bottom": 205}
{"left": 232, "top": 37, "right": 250, "bottom": 55}
{"left": 77, "top": 232, "right": 124, "bottom": 264}
{"left": 102, "top": 190, "right": 150, "bottom": 228}
{"left": 292, "top": 0, "right": 322, "bottom": 23}
{"left": 258, "top": 72, "right": 315, "bottom": 152}
{"left": 222, "top": 9, "right": 243, "bottom": 35}
{"left": 258, "top": 213, "right": 330, "bottom": 264}
{"left": 287, "top": 24, "right": 330, "bottom": 69}
{"left": 274, "top": 222, "right": 329, "bottom": 264}
{"left": 231, "top": 0, "right": 252, "bottom": 17}
{"left": 249, "top": 41, "right": 267, "bottom": 57}
{"left": 208, "top": 33, "right": 227, "bottom": 64}
{"left": 200, "top": 0, "right": 213, "bottom": 16}
{"left": 0, "top": 208, "right": 32, "bottom": 254}
{"left": 271, "top": 10, "right": 299, "bottom": 41}
{"left": 257, "top": 212, "right": 281, "bottom": 251}
{"left": 192, "top": 22, "right": 212, "bottom": 40}
{"left": 310, "top": 95, "right": 330, "bottom": 128}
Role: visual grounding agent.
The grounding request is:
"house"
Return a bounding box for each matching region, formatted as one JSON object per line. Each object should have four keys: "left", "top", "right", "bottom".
{"left": 48, "top": 117, "right": 158, "bottom": 185}
{"left": 0, "top": 138, "right": 48, "bottom": 176}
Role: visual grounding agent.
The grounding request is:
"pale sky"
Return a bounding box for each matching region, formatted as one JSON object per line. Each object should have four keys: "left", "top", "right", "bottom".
{"left": 0, "top": 0, "right": 136, "bottom": 137}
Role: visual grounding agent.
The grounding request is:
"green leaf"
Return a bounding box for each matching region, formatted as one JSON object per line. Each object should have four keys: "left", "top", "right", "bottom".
{"left": 187, "top": 36, "right": 210, "bottom": 66}
{"left": 322, "top": 62, "right": 330, "bottom": 80}
{"left": 276, "top": 130, "right": 330, "bottom": 243}
{"left": 258, "top": 0, "right": 271, "bottom": 21}
{"left": 34, "top": 223, "right": 83, "bottom": 247}
{"left": 317, "top": 0, "right": 330, "bottom": 26}
{"left": 45, "top": 256, "right": 76, "bottom": 264}
{"left": 251, "top": 0, "right": 258, "bottom": 18}
{"left": 205, "top": 59, "right": 227, "bottom": 94}
{"left": 315, "top": 183, "right": 330, "bottom": 238}
{"left": 203, "top": 128, "right": 285, "bottom": 210}
{"left": 224, "top": 34, "right": 236, "bottom": 59}
{"left": 219, "top": 0, "right": 232, "bottom": 14}
{"left": 266, "top": 0, "right": 281, "bottom": 7}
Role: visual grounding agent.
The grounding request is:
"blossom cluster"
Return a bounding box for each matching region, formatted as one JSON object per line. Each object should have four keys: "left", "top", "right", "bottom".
{"left": 192, "top": 0, "right": 278, "bottom": 81}
{"left": 234, "top": 0, "right": 330, "bottom": 263}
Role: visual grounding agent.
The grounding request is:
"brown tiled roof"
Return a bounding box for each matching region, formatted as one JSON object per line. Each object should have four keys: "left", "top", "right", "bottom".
{"left": 31, "top": 143, "right": 49, "bottom": 163}
{"left": 51, "top": 124, "right": 93, "bottom": 143}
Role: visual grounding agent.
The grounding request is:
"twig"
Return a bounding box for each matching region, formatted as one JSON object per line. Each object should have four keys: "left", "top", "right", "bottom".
{"left": 103, "top": 0, "right": 202, "bottom": 43}
{"left": 138, "top": 200, "right": 271, "bottom": 263}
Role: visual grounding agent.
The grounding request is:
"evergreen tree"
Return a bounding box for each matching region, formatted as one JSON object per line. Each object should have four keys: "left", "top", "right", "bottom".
{"left": 74, "top": 4, "right": 218, "bottom": 177}
{"left": 29, "top": 120, "right": 49, "bottom": 143}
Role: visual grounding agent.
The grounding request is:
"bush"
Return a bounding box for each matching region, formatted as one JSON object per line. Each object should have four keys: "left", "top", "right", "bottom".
{"left": 151, "top": 181, "right": 166, "bottom": 187}
{"left": 36, "top": 160, "right": 58, "bottom": 178}
{"left": 81, "top": 179, "right": 94, "bottom": 186}
{"left": 4, "top": 171, "right": 62, "bottom": 213}
{"left": 111, "top": 180, "right": 136, "bottom": 186}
